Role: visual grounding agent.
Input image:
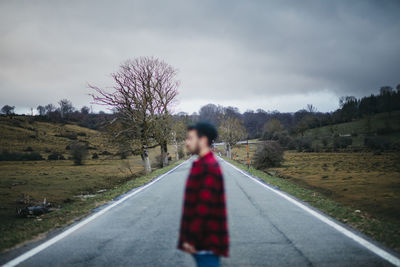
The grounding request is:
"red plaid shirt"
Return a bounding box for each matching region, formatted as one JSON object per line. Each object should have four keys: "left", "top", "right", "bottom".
{"left": 177, "top": 150, "right": 229, "bottom": 257}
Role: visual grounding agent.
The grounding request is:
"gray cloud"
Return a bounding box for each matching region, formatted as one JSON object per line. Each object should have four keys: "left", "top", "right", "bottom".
{"left": 0, "top": 0, "right": 399, "bottom": 114}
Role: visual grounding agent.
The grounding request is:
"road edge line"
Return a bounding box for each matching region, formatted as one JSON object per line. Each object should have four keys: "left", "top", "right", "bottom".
{"left": 219, "top": 157, "right": 400, "bottom": 267}
{"left": 2, "top": 158, "right": 191, "bottom": 267}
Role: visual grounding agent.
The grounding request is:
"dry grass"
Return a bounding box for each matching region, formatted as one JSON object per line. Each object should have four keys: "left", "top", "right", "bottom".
{"left": 266, "top": 151, "right": 400, "bottom": 224}
{"left": 221, "top": 143, "right": 400, "bottom": 252}
{"left": 0, "top": 115, "right": 187, "bottom": 251}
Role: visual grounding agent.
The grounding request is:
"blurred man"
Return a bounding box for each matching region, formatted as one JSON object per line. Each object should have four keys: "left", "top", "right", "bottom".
{"left": 177, "top": 121, "right": 229, "bottom": 267}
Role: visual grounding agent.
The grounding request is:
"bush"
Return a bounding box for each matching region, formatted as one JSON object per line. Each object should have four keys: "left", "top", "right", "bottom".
{"left": 69, "top": 142, "right": 88, "bottom": 165}
{"left": 364, "top": 136, "right": 392, "bottom": 150}
{"left": 271, "top": 131, "right": 292, "bottom": 147}
{"left": 294, "top": 137, "right": 312, "bottom": 152}
{"left": 376, "top": 126, "right": 396, "bottom": 135}
{"left": 178, "top": 145, "right": 185, "bottom": 159}
{"left": 253, "top": 141, "right": 284, "bottom": 169}
{"left": 333, "top": 136, "right": 353, "bottom": 150}
{"left": 321, "top": 137, "right": 329, "bottom": 147}
{"left": 92, "top": 153, "right": 99, "bottom": 159}
{"left": 0, "top": 150, "right": 43, "bottom": 161}
{"left": 287, "top": 139, "right": 297, "bottom": 150}
{"left": 47, "top": 151, "right": 65, "bottom": 160}
{"left": 153, "top": 154, "right": 163, "bottom": 168}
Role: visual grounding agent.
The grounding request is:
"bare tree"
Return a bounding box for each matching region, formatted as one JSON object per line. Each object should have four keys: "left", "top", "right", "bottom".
{"left": 151, "top": 62, "right": 180, "bottom": 166}
{"left": 36, "top": 105, "right": 46, "bottom": 116}
{"left": 306, "top": 104, "right": 317, "bottom": 113}
{"left": 88, "top": 56, "right": 179, "bottom": 173}
{"left": 58, "top": 99, "right": 74, "bottom": 118}
{"left": 218, "top": 117, "right": 247, "bottom": 159}
{"left": 1, "top": 105, "right": 15, "bottom": 115}
{"left": 81, "top": 106, "right": 90, "bottom": 114}
{"left": 44, "top": 104, "right": 56, "bottom": 115}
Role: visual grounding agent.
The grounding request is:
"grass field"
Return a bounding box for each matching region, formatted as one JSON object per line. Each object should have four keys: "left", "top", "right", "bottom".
{"left": 223, "top": 156, "right": 400, "bottom": 253}
{"left": 0, "top": 115, "right": 187, "bottom": 252}
{"left": 216, "top": 143, "right": 400, "bottom": 253}
{"left": 296, "top": 110, "right": 400, "bottom": 148}
{"left": 227, "top": 142, "right": 400, "bottom": 223}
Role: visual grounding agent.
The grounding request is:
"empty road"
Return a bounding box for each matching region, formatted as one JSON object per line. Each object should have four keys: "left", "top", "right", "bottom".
{"left": 2, "top": 156, "right": 399, "bottom": 266}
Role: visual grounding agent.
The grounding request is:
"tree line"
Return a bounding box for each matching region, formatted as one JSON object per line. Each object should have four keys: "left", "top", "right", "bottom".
{"left": 1, "top": 55, "right": 399, "bottom": 169}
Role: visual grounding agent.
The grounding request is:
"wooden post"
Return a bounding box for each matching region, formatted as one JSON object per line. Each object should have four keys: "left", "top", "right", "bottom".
{"left": 247, "top": 139, "right": 249, "bottom": 169}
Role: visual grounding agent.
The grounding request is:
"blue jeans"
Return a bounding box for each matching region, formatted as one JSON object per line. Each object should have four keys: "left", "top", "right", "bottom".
{"left": 191, "top": 251, "right": 220, "bottom": 267}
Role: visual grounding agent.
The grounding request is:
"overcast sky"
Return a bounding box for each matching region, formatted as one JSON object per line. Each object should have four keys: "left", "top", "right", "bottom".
{"left": 1, "top": 0, "right": 399, "bottom": 115}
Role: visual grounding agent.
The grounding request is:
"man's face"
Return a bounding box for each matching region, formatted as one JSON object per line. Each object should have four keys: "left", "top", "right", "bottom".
{"left": 185, "top": 129, "right": 200, "bottom": 155}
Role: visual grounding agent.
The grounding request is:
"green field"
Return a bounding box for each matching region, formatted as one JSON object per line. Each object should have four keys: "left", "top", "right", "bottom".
{"left": 296, "top": 110, "right": 400, "bottom": 148}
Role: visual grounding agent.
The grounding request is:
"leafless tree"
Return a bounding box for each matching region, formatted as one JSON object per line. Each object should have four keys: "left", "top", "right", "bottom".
{"left": 218, "top": 117, "right": 247, "bottom": 159}
{"left": 88, "top": 56, "right": 179, "bottom": 173}
{"left": 1, "top": 105, "right": 15, "bottom": 115}
{"left": 306, "top": 104, "right": 317, "bottom": 113}
{"left": 58, "top": 99, "right": 74, "bottom": 118}
{"left": 44, "top": 104, "right": 56, "bottom": 115}
{"left": 36, "top": 105, "right": 46, "bottom": 116}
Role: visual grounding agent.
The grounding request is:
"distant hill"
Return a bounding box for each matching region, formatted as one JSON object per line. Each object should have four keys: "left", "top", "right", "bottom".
{"left": 295, "top": 110, "right": 400, "bottom": 149}
{"left": 0, "top": 115, "right": 116, "bottom": 159}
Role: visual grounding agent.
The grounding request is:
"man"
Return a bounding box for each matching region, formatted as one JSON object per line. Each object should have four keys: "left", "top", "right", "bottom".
{"left": 177, "top": 121, "right": 229, "bottom": 267}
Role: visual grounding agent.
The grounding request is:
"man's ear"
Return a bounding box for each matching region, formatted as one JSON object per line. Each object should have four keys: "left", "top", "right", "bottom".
{"left": 199, "top": 136, "right": 207, "bottom": 147}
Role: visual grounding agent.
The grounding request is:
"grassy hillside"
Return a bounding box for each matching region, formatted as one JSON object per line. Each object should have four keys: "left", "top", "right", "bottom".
{"left": 0, "top": 115, "right": 187, "bottom": 252}
{"left": 0, "top": 115, "right": 115, "bottom": 157}
{"left": 296, "top": 110, "right": 400, "bottom": 148}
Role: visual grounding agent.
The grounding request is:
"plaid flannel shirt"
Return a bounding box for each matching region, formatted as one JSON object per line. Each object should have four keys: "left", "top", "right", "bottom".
{"left": 177, "top": 150, "right": 229, "bottom": 257}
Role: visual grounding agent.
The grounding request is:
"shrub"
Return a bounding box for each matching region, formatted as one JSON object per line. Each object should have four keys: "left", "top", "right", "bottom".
{"left": 294, "top": 137, "right": 312, "bottom": 152}
{"left": 0, "top": 150, "right": 43, "bottom": 161}
{"left": 47, "top": 151, "right": 65, "bottom": 160}
{"left": 376, "top": 126, "right": 396, "bottom": 135}
{"left": 153, "top": 154, "right": 163, "bottom": 168}
{"left": 178, "top": 144, "right": 185, "bottom": 159}
{"left": 321, "top": 137, "right": 329, "bottom": 147}
{"left": 364, "top": 136, "right": 391, "bottom": 150}
{"left": 92, "top": 153, "right": 99, "bottom": 159}
{"left": 333, "top": 136, "right": 353, "bottom": 150}
{"left": 287, "top": 139, "right": 297, "bottom": 150}
{"left": 69, "top": 142, "right": 88, "bottom": 165}
{"left": 253, "top": 141, "right": 284, "bottom": 169}
{"left": 271, "top": 131, "right": 292, "bottom": 147}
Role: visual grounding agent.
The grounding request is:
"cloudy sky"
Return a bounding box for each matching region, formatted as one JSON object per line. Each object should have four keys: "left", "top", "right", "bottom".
{"left": 1, "top": 0, "right": 399, "bottom": 115}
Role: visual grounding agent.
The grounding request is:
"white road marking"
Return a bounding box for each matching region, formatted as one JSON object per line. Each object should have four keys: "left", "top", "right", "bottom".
{"left": 219, "top": 157, "right": 400, "bottom": 267}
{"left": 2, "top": 159, "right": 191, "bottom": 267}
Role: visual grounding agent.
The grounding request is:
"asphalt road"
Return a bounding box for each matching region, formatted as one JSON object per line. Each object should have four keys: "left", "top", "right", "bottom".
{"left": 2, "top": 156, "right": 399, "bottom": 266}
